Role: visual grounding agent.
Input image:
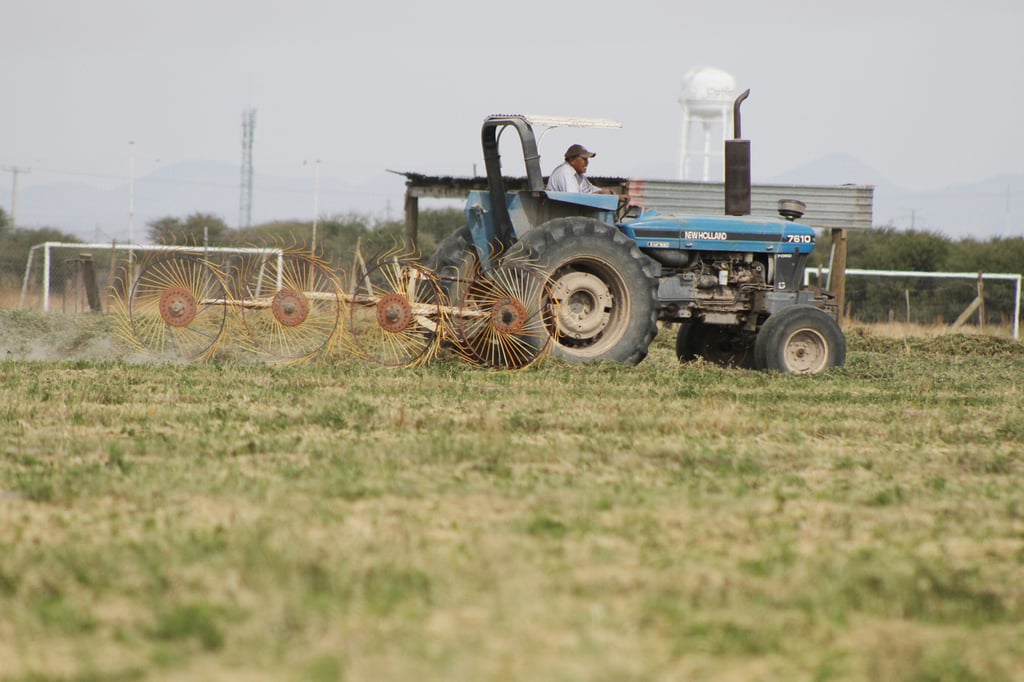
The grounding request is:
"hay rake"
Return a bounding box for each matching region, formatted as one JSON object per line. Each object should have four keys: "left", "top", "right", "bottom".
{"left": 113, "top": 245, "right": 556, "bottom": 370}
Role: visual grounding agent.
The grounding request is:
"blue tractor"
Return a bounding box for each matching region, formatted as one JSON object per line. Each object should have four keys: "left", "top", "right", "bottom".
{"left": 430, "top": 92, "right": 845, "bottom": 374}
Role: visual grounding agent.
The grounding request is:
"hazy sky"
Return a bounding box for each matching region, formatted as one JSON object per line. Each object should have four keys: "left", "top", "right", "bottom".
{"left": 2, "top": 0, "right": 1022, "bottom": 201}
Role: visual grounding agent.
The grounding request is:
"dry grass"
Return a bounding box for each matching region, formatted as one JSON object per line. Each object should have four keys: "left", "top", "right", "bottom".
{"left": 848, "top": 320, "right": 1017, "bottom": 339}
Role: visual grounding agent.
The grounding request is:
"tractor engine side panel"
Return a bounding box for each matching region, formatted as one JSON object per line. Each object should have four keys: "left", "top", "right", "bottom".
{"left": 618, "top": 213, "right": 819, "bottom": 324}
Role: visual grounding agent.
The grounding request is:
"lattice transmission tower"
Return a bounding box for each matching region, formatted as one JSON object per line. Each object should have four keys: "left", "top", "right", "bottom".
{"left": 239, "top": 107, "right": 257, "bottom": 228}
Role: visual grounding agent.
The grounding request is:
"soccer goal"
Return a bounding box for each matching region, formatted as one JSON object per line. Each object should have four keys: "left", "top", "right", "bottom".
{"left": 18, "top": 242, "right": 284, "bottom": 314}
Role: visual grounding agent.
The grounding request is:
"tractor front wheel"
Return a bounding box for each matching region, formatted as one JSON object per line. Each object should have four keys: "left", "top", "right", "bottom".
{"left": 753, "top": 305, "right": 846, "bottom": 374}
{"left": 517, "top": 217, "right": 658, "bottom": 365}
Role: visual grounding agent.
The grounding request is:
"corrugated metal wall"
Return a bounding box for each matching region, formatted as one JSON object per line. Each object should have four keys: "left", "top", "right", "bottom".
{"left": 627, "top": 180, "right": 874, "bottom": 231}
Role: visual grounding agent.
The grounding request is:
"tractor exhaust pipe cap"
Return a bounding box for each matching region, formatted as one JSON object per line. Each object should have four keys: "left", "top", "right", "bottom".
{"left": 732, "top": 88, "right": 750, "bottom": 139}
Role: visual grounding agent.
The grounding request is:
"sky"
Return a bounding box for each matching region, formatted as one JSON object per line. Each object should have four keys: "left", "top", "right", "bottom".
{"left": 1, "top": 0, "right": 1022, "bottom": 226}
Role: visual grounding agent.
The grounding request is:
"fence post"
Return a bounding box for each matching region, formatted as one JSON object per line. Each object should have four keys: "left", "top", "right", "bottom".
{"left": 829, "top": 228, "right": 848, "bottom": 325}
{"left": 977, "top": 272, "right": 985, "bottom": 329}
{"left": 404, "top": 189, "right": 419, "bottom": 254}
{"left": 19, "top": 245, "right": 36, "bottom": 309}
{"left": 81, "top": 254, "right": 101, "bottom": 312}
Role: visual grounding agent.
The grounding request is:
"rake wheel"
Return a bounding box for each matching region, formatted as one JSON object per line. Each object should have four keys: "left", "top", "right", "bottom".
{"left": 348, "top": 258, "right": 444, "bottom": 367}
{"left": 456, "top": 262, "right": 555, "bottom": 370}
{"left": 235, "top": 252, "right": 344, "bottom": 363}
{"left": 127, "top": 252, "right": 229, "bottom": 361}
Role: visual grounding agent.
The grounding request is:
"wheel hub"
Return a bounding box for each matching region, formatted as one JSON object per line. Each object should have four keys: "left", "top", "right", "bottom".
{"left": 490, "top": 297, "right": 528, "bottom": 334}
{"left": 551, "top": 271, "right": 612, "bottom": 340}
{"left": 271, "top": 289, "right": 310, "bottom": 327}
{"left": 376, "top": 292, "right": 414, "bottom": 333}
{"left": 783, "top": 329, "right": 828, "bottom": 374}
{"left": 158, "top": 287, "right": 198, "bottom": 327}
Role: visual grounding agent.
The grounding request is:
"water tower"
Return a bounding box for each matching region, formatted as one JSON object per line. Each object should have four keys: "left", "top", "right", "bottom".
{"left": 678, "top": 66, "right": 738, "bottom": 181}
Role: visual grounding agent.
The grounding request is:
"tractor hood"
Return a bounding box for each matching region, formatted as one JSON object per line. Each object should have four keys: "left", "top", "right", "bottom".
{"left": 619, "top": 212, "right": 816, "bottom": 256}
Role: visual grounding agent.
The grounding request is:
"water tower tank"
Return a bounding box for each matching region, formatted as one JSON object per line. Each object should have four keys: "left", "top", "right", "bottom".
{"left": 678, "top": 66, "right": 738, "bottom": 181}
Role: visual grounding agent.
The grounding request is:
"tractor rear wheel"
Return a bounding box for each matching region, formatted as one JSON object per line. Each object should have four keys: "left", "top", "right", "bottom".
{"left": 427, "top": 225, "right": 478, "bottom": 306}
{"left": 676, "top": 320, "right": 756, "bottom": 368}
{"left": 753, "top": 305, "right": 846, "bottom": 374}
{"left": 517, "top": 217, "right": 658, "bottom": 365}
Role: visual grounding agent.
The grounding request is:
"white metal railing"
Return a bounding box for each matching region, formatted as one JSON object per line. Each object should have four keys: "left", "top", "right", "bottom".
{"left": 805, "top": 267, "right": 1022, "bottom": 340}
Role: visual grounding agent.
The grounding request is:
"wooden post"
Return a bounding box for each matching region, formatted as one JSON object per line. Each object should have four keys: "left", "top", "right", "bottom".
{"left": 977, "top": 272, "right": 985, "bottom": 329}
{"left": 80, "top": 254, "right": 102, "bottom": 312}
{"left": 951, "top": 297, "right": 982, "bottom": 331}
{"left": 404, "top": 189, "right": 419, "bottom": 254}
{"left": 829, "top": 228, "right": 848, "bottom": 326}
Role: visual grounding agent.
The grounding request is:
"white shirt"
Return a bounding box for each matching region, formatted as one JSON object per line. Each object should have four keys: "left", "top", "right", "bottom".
{"left": 546, "top": 162, "right": 601, "bottom": 194}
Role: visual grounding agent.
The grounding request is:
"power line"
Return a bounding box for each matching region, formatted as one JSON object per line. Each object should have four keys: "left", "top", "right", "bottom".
{"left": 0, "top": 166, "right": 121, "bottom": 182}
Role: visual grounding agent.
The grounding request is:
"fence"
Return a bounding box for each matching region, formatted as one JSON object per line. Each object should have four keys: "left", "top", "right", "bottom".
{"left": 806, "top": 268, "right": 1022, "bottom": 340}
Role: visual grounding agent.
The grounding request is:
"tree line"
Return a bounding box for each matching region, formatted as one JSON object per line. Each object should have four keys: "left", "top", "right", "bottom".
{"left": 0, "top": 207, "right": 463, "bottom": 291}
{"left": 144, "top": 208, "right": 462, "bottom": 269}
{"left": 2, "top": 204, "right": 1023, "bottom": 326}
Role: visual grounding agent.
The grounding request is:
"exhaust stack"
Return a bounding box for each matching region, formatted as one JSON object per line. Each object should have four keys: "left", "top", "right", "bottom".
{"left": 724, "top": 89, "right": 751, "bottom": 216}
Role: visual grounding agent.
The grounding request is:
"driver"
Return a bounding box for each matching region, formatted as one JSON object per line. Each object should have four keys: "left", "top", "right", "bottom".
{"left": 546, "top": 144, "right": 618, "bottom": 195}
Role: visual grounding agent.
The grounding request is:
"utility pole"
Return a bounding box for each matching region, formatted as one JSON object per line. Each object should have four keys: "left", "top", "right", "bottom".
{"left": 3, "top": 165, "right": 30, "bottom": 230}
{"left": 312, "top": 159, "right": 321, "bottom": 253}
{"left": 1006, "top": 184, "right": 1011, "bottom": 237}
{"left": 239, "top": 107, "right": 256, "bottom": 229}
{"left": 128, "top": 141, "right": 136, "bottom": 245}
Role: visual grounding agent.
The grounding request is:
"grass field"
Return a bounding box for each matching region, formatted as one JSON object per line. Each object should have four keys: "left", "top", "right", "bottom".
{"left": 1, "top": 310, "right": 1023, "bottom": 681}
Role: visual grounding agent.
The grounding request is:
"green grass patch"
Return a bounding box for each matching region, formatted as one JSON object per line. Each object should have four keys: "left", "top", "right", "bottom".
{"left": 1, "top": 313, "right": 1024, "bottom": 680}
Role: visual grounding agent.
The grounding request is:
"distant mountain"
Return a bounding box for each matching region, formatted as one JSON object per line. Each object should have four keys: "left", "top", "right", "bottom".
{"left": 768, "top": 153, "right": 1023, "bottom": 240}
{"left": 15, "top": 161, "right": 408, "bottom": 243}
{"left": 872, "top": 175, "right": 1023, "bottom": 240}
{"left": 768, "top": 152, "right": 895, "bottom": 188}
